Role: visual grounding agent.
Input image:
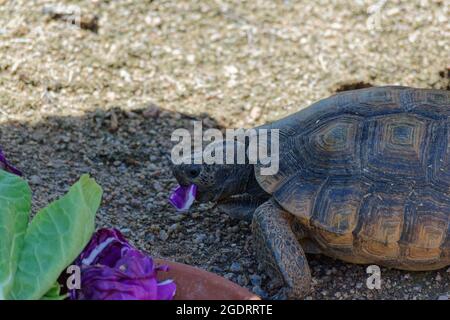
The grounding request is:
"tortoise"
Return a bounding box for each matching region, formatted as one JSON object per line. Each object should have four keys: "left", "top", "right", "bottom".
{"left": 172, "top": 86, "right": 450, "bottom": 299}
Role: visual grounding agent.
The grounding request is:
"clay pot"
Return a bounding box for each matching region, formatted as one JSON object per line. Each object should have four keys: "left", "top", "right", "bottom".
{"left": 155, "top": 259, "right": 260, "bottom": 300}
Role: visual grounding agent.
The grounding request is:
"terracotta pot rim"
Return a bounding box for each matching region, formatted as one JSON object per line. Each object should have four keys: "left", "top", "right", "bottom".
{"left": 155, "top": 258, "right": 260, "bottom": 300}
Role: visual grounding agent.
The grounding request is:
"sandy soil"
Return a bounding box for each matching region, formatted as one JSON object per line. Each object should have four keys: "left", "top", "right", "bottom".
{"left": 0, "top": 0, "right": 449, "bottom": 299}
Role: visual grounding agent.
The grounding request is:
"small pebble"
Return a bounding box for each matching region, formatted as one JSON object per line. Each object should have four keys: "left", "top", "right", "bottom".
{"left": 130, "top": 199, "right": 140, "bottom": 208}
{"left": 29, "top": 175, "right": 42, "bottom": 184}
{"left": 250, "top": 274, "right": 262, "bottom": 287}
{"left": 193, "top": 233, "right": 207, "bottom": 244}
{"left": 230, "top": 262, "right": 242, "bottom": 272}
{"left": 224, "top": 273, "right": 234, "bottom": 280}
{"left": 159, "top": 230, "right": 169, "bottom": 241}
{"left": 168, "top": 223, "right": 179, "bottom": 233}
{"left": 237, "top": 275, "right": 248, "bottom": 286}
{"left": 170, "top": 214, "right": 185, "bottom": 222}
{"left": 120, "top": 228, "right": 131, "bottom": 235}
{"left": 142, "top": 104, "right": 160, "bottom": 119}
{"left": 191, "top": 212, "right": 200, "bottom": 219}
{"left": 210, "top": 266, "right": 223, "bottom": 273}
{"left": 252, "top": 286, "right": 267, "bottom": 299}
{"left": 149, "top": 224, "right": 160, "bottom": 232}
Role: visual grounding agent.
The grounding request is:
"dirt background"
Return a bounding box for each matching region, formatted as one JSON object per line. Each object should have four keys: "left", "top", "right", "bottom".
{"left": 0, "top": 0, "right": 449, "bottom": 299}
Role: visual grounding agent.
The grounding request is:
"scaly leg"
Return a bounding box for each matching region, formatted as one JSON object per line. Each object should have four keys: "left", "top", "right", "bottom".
{"left": 252, "top": 199, "right": 312, "bottom": 299}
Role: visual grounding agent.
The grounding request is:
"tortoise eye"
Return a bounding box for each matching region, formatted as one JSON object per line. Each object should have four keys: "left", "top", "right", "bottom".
{"left": 188, "top": 167, "right": 200, "bottom": 179}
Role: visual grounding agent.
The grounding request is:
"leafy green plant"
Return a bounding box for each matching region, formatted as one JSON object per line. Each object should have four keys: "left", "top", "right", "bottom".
{"left": 0, "top": 171, "right": 102, "bottom": 300}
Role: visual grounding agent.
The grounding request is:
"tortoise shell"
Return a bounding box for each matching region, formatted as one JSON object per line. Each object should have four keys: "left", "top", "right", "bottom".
{"left": 255, "top": 86, "right": 450, "bottom": 270}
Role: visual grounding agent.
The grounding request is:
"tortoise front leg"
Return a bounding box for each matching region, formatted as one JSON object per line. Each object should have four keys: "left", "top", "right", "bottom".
{"left": 252, "top": 199, "right": 312, "bottom": 299}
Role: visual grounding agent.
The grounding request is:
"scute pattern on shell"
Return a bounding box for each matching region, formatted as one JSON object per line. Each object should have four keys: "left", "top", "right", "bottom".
{"left": 255, "top": 86, "right": 450, "bottom": 270}
{"left": 362, "top": 113, "right": 433, "bottom": 183}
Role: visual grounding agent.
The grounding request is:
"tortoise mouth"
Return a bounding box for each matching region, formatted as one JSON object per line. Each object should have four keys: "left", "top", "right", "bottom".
{"left": 214, "top": 193, "right": 271, "bottom": 221}
{"left": 212, "top": 167, "right": 267, "bottom": 205}
{"left": 215, "top": 194, "right": 250, "bottom": 205}
{"left": 215, "top": 190, "right": 271, "bottom": 208}
{"left": 194, "top": 186, "right": 226, "bottom": 203}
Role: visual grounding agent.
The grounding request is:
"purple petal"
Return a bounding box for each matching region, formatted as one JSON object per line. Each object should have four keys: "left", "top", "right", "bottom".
{"left": 156, "top": 280, "right": 177, "bottom": 300}
{"left": 0, "top": 148, "right": 22, "bottom": 176}
{"left": 76, "top": 228, "right": 133, "bottom": 267}
{"left": 78, "top": 265, "right": 157, "bottom": 300}
{"left": 169, "top": 184, "right": 197, "bottom": 211}
{"left": 69, "top": 228, "right": 176, "bottom": 300}
{"left": 77, "top": 252, "right": 175, "bottom": 300}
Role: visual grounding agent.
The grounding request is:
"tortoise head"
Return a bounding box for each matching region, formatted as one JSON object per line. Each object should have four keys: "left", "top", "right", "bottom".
{"left": 171, "top": 140, "right": 253, "bottom": 203}
{"left": 172, "top": 162, "right": 253, "bottom": 203}
{"left": 172, "top": 143, "right": 270, "bottom": 221}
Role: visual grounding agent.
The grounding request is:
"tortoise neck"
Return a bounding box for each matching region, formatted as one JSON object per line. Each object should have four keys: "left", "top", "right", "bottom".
{"left": 244, "top": 166, "right": 270, "bottom": 200}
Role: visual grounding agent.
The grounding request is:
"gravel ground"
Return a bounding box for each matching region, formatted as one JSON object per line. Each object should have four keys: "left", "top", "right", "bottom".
{"left": 0, "top": 0, "right": 449, "bottom": 299}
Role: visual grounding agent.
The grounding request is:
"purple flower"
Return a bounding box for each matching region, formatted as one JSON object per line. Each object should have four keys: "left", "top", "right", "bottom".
{"left": 0, "top": 148, "right": 22, "bottom": 176}
{"left": 71, "top": 228, "right": 176, "bottom": 300}
{"left": 169, "top": 184, "right": 197, "bottom": 211}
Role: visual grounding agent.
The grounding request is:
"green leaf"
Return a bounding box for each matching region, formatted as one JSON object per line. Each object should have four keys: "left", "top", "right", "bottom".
{"left": 0, "top": 170, "right": 31, "bottom": 300}
{"left": 40, "top": 282, "right": 67, "bottom": 300}
{"left": 10, "top": 174, "right": 102, "bottom": 300}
